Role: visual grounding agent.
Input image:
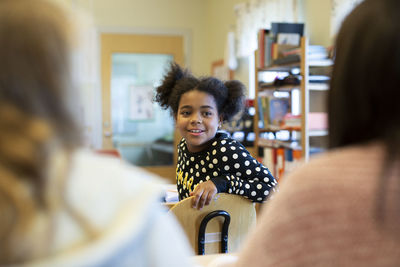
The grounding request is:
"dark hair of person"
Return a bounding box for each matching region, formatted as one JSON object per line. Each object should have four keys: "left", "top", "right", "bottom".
{"left": 328, "top": 0, "right": 400, "bottom": 226}
{"left": 155, "top": 62, "right": 245, "bottom": 122}
{"left": 329, "top": 0, "right": 400, "bottom": 150}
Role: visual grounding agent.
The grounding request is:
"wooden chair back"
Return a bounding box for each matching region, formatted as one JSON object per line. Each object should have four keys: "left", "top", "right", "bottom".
{"left": 169, "top": 193, "right": 256, "bottom": 255}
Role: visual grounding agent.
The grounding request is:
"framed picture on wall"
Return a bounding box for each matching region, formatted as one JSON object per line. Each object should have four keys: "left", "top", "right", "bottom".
{"left": 129, "top": 84, "right": 154, "bottom": 121}
{"left": 211, "top": 59, "right": 234, "bottom": 80}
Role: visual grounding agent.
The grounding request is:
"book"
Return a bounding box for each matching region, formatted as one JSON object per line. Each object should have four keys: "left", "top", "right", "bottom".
{"left": 309, "top": 66, "right": 332, "bottom": 76}
{"left": 282, "top": 114, "right": 301, "bottom": 128}
{"left": 257, "top": 96, "right": 265, "bottom": 128}
{"left": 276, "top": 147, "right": 285, "bottom": 181}
{"left": 309, "top": 112, "right": 328, "bottom": 130}
{"left": 270, "top": 42, "right": 279, "bottom": 63}
{"left": 271, "top": 22, "right": 304, "bottom": 35}
{"left": 257, "top": 29, "right": 275, "bottom": 68}
{"left": 271, "top": 22, "right": 304, "bottom": 46}
{"left": 261, "top": 145, "right": 302, "bottom": 180}
{"left": 262, "top": 147, "right": 277, "bottom": 177}
{"left": 277, "top": 33, "right": 300, "bottom": 46}
{"left": 279, "top": 44, "right": 329, "bottom": 61}
{"left": 272, "top": 54, "right": 301, "bottom": 65}
{"left": 260, "top": 96, "right": 270, "bottom": 128}
{"left": 284, "top": 148, "right": 302, "bottom": 174}
{"left": 269, "top": 98, "right": 290, "bottom": 126}
{"left": 258, "top": 29, "right": 266, "bottom": 68}
{"left": 264, "top": 34, "right": 274, "bottom": 66}
{"left": 258, "top": 96, "right": 291, "bottom": 128}
{"left": 309, "top": 75, "right": 330, "bottom": 83}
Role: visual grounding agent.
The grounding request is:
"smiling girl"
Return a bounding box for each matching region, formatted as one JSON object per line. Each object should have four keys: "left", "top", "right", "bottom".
{"left": 155, "top": 63, "right": 278, "bottom": 209}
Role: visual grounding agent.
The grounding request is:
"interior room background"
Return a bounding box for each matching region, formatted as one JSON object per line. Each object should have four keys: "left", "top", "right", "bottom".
{"left": 52, "top": 0, "right": 361, "bottom": 166}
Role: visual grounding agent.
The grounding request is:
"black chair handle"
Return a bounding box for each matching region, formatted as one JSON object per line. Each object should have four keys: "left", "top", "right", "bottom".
{"left": 197, "top": 210, "right": 231, "bottom": 255}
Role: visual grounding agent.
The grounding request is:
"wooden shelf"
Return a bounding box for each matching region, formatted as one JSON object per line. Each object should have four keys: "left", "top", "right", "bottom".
{"left": 254, "top": 37, "right": 330, "bottom": 164}
{"left": 309, "top": 59, "right": 334, "bottom": 67}
{"left": 257, "top": 138, "right": 301, "bottom": 150}
{"left": 259, "top": 126, "right": 301, "bottom": 133}
{"left": 309, "top": 129, "right": 329, "bottom": 136}
{"left": 258, "top": 59, "right": 332, "bottom": 71}
{"left": 257, "top": 62, "right": 300, "bottom": 72}
{"left": 258, "top": 84, "right": 300, "bottom": 92}
{"left": 308, "top": 83, "right": 329, "bottom": 91}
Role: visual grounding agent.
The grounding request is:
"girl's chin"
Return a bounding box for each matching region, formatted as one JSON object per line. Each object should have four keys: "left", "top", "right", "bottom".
{"left": 186, "top": 139, "right": 214, "bottom": 153}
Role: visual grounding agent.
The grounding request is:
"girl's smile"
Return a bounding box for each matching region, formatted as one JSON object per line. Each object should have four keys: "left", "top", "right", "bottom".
{"left": 176, "top": 90, "right": 221, "bottom": 153}
{"left": 188, "top": 129, "right": 205, "bottom": 135}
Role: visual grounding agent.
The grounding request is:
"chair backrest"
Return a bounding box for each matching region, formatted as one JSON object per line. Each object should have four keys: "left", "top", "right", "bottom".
{"left": 169, "top": 193, "right": 256, "bottom": 255}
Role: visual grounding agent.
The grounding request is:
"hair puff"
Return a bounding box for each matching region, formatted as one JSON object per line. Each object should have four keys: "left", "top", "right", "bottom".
{"left": 221, "top": 80, "right": 245, "bottom": 121}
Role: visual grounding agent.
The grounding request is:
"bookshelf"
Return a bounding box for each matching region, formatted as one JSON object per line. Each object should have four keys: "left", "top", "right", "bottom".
{"left": 254, "top": 36, "right": 332, "bottom": 180}
{"left": 301, "top": 37, "right": 333, "bottom": 161}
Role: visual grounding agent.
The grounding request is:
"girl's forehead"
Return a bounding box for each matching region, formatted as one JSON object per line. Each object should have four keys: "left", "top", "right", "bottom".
{"left": 179, "top": 90, "right": 217, "bottom": 108}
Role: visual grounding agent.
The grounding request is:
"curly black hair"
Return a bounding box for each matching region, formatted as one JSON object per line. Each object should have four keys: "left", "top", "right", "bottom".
{"left": 154, "top": 62, "right": 245, "bottom": 122}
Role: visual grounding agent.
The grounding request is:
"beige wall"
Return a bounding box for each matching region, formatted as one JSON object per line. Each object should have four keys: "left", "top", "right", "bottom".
{"left": 68, "top": 0, "right": 209, "bottom": 75}
{"left": 64, "top": 0, "right": 332, "bottom": 82}
{"left": 205, "top": 0, "right": 250, "bottom": 90}
{"left": 302, "top": 0, "right": 332, "bottom": 46}
{"left": 205, "top": 0, "right": 243, "bottom": 64}
{"left": 60, "top": 0, "right": 333, "bottom": 78}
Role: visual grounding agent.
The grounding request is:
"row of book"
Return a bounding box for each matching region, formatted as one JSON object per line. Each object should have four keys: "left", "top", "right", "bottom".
{"left": 258, "top": 96, "right": 328, "bottom": 131}
{"left": 257, "top": 23, "right": 305, "bottom": 68}
{"left": 258, "top": 26, "right": 332, "bottom": 68}
{"left": 259, "top": 145, "right": 302, "bottom": 182}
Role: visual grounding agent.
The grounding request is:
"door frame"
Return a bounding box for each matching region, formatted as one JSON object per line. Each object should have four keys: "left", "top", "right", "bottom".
{"left": 100, "top": 31, "right": 187, "bottom": 182}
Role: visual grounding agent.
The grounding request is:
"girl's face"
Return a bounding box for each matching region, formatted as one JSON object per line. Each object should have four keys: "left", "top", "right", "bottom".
{"left": 176, "top": 90, "right": 221, "bottom": 153}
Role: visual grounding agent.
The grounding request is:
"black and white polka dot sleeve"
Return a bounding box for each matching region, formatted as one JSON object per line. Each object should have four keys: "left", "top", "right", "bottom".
{"left": 211, "top": 139, "right": 278, "bottom": 203}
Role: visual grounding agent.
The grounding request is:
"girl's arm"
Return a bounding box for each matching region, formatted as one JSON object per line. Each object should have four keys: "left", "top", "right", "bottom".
{"left": 212, "top": 140, "right": 278, "bottom": 202}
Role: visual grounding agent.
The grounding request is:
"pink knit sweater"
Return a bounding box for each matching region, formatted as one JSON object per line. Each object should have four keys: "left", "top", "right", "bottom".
{"left": 236, "top": 143, "right": 400, "bottom": 266}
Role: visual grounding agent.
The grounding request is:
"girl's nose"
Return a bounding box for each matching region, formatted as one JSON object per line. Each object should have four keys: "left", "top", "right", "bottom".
{"left": 190, "top": 115, "right": 202, "bottom": 124}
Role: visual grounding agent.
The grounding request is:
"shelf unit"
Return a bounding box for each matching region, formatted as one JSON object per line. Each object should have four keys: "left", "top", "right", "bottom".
{"left": 301, "top": 37, "right": 333, "bottom": 160}
{"left": 254, "top": 37, "right": 332, "bottom": 166}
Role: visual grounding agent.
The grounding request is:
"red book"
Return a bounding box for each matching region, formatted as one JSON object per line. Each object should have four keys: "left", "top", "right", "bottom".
{"left": 276, "top": 148, "right": 285, "bottom": 181}
{"left": 258, "top": 29, "right": 266, "bottom": 67}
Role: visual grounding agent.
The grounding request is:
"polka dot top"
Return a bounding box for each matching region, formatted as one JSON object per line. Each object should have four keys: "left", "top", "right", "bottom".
{"left": 176, "top": 132, "right": 278, "bottom": 202}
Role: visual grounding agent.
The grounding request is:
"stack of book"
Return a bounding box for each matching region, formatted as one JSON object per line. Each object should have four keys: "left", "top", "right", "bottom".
{"left": 282, "top": 114, "right": 301, "bottom": 128}
{"left": 257, "top": 22, "right": 304, "bottom": 68}
{"left": 273, "top": 45, "right": 331, "bottom": 66}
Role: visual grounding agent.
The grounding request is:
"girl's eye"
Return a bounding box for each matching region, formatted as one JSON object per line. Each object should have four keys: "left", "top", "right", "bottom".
{"left": 203, "top": 111, "right": 212, "bottom": 117}
{"left": 180, "top": 111, "right": 190, "bottom": 116}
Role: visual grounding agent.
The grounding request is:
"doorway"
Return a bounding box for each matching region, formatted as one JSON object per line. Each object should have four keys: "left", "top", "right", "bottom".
{"left": 101, "top": 33, "right": 184, "bottom": 182}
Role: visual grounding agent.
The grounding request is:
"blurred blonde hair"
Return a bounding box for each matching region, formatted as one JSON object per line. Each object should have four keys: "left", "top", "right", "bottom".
{"left": 0, "top": 0, "right": 81, "bottom": 263}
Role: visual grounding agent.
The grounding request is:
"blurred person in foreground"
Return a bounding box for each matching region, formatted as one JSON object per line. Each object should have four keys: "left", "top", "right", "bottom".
{"left": 234, "top": 0, "right": 400, "bottom": 266}
{"left": 0, "top": 0, "right": 192, "bottom": 266}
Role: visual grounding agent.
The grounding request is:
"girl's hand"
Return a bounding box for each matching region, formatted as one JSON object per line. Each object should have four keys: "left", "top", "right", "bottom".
{"left": 190, "top": 180, "right": 218, "bottom": 210}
